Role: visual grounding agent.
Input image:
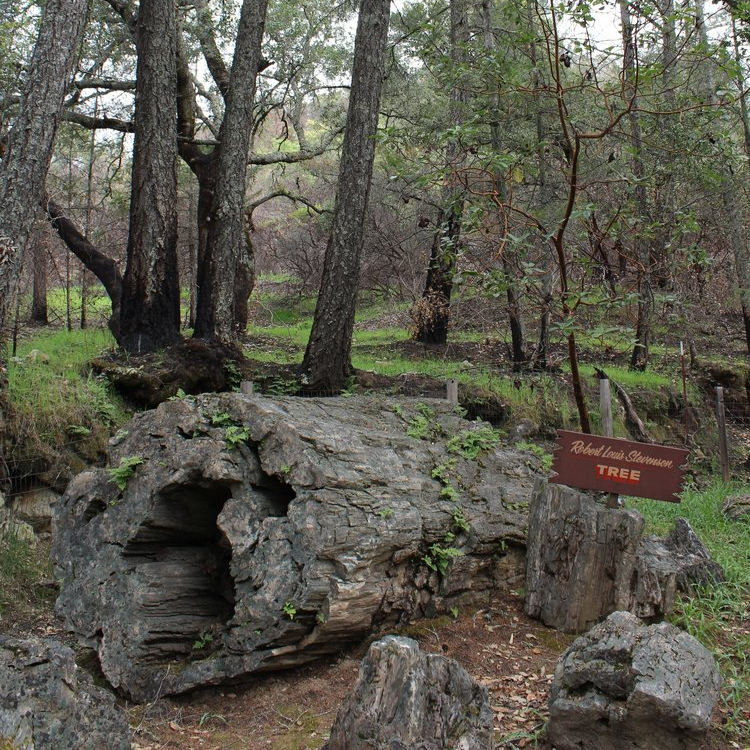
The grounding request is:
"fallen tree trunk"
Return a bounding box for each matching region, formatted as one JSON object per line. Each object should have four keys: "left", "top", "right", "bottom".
{"left": 52, "top": 394, "right": 540, "bottom": 701}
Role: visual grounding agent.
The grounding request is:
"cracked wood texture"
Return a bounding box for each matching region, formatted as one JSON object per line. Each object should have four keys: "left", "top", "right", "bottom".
{"left": 525, "top": 480, "right": 645, "bottom": 633}
{"left": 52, "top": 395, "right": 540, "bottom": 700}
{"left": 525, "top": 480, "right": 724, "bottom": 633}
{"left": 549, "top": 611, "right": 721, "bottom": 750}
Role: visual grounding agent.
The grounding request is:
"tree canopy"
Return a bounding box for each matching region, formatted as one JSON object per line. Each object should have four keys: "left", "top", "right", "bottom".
{"left": 1, "top": 0, "right": 749, "bottom": 416}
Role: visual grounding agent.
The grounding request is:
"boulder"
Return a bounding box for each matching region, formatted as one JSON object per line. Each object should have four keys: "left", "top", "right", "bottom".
{"left": 0, "top": 636, "right": 130, "bottom": 750}
{"left": 10, "top": 487, "right": 59, "bottom": 534}
{"left": 326, "top": 635, "right": 494, "bottom": 750}
{"left": 52, "top": 394, "right": 540, "bottom": 700}
{"left": 548, "top": 611, "right": 721, "bottom": 750}
{"left": 722, "top": 493, "right": 750, "bottom": 522}
{"left": 631, "top": 517, "right": 724, "bottom": 619}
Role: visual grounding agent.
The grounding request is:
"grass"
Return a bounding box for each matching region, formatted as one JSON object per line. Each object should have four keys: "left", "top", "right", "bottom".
{"left": 0, "top": 527, "right": 52, "bottom": 622}
{"left": 5, "top": 328, "right": 131, "bottom": 477}
{"left": 44, "top": 285, "right": 113, "bottom": 326}
{"left": 627, "top": 480, "right": 750, "bottom": 739}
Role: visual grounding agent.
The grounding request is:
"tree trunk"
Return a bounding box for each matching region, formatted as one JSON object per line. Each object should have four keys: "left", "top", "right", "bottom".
{"left": 528, "top": 1, "right": 556, "bottom": 369}
{"left": 53, "top": 394, "right": 538, "bottom": 701}
{"left": 526, "top": 481, "right": 645, "bottom": 633}
{"left": 481, "top": 0, "right": 526, "bottom": 365}
{"left": 0, "top": 0, "right": 87, "bottom": 338}
{"left": 301, "top": 0, "right": 391, "bottom": 391}
{"left": 731, "top": 17, "right": 750, "bottom": 356}
{"left": 193, "top": 0, "right": 268, "bottom": 342}
{"left": 619, "top": 0, "right": 652, "bottom": 371}
{"left": 45, "top": 199, "right": 124, "bottom": 340}
{"left": 30, "top": 232, "right": 49, "bottom": 325}
{"left": 412, "top": 0, "right": 469, "bottom": 345}
{"left": 119, "top": 0, "right": 181, "bottom": 353}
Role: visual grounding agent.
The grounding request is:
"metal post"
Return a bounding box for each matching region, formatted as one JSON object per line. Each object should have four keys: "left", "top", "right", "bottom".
{"left": 716, "top": 386, "right": 730, "bottom": 483}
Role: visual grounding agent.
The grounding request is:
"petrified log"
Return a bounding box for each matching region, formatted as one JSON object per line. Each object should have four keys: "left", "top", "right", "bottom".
{"left": 52, "top": 394, "right": 540, "bottom": 701}
{"left": 526, "top": 481, "right": 725, "bottom": 631}
{"left": 326, "top": 636, "right": 494, "bottom": 750}
{"left": 548, "top": 611, "right": 721, "bottom": 750}
{"left": 0, "top": 636, "right": 130, "bottom": 750}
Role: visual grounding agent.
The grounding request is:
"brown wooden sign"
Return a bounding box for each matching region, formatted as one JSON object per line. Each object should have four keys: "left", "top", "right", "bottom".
{"left": 551, "top": 430, "right": 689, "bottom": 503}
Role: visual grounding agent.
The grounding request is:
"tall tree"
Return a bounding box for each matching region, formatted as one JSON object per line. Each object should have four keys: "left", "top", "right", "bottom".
{"left": 192, "top": 0, "right": 269, "bottom": 342}
{"left": 697, "top": 0, "right": 750, "bottom": 356}
{"left": 480, "top": 0, "right": 526, "bottom": 365}
{"left": 118, "top": 0, "right": 181, "bottom": 353}
{"left": 411, "top": 0, "right": 469, "bottom": 344}
{"left": 618, "top": 0, "right": 653, "bottom": 371}
{"left": 301, "top": 0, "right": 391, "bottom": 390}
{"left": 0, "top": 0, "right": 87, "bottom": 338}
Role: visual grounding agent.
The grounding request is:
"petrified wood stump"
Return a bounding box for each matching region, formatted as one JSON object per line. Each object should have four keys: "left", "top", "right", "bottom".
{"left": 326, "top": 636, "right": 494, "bottom": 750}
{"left": 525, "top": 480, "right": 644, "bottom": 633}
{"left": 526, "top": 480, "right": 724, "bottom": 632}
{"left": 548, "top": 611, "right": 721, "bottom": 750}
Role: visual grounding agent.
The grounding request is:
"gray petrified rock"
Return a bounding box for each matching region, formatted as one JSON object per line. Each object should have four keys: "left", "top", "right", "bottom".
{"left": 548, "top": 611, "right": 721, "bottom": 750}
{"left": 631, "top": 517, "right": 724, "bottom": 619}
{"left": 326, "top": 635, "right": 494, "bottom": 750}
{"left": 525, "top": 480, "right": 645, "bottom": 633}
{"left": 0, "top": 636, "right": 130, "bottom": 750}
{"left": 722, "top": 493, "right": 750, "bottom": 522}
{"left": 52, "top": 394, "right": 540, "bottom": 700}
{"left": 526, "top": 481, "right": 724, "bottom": 631}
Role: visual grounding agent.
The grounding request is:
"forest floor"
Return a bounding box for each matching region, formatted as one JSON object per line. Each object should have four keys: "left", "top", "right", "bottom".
{"left": 3, "top": 576, "right": 745, "bottom": 749}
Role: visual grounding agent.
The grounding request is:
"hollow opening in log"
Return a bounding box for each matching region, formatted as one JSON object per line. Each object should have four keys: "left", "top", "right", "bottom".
{"left": 251, "top": 472, "right": 295, "bottom": 517}
{"left": 123, "top": 481, "right": 236, "bottom": 663}
{"left": 83, "top": 497, "right": 107, "bottom": 523}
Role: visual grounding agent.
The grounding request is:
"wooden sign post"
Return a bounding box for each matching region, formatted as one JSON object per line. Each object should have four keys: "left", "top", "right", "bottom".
{"left": 551, "top": 430, "right": 689, "bottom": 503}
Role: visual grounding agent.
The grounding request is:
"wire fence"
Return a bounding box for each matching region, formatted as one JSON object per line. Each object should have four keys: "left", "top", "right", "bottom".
{"left": 4, "top": 379, "right": 746, "bottom": 507}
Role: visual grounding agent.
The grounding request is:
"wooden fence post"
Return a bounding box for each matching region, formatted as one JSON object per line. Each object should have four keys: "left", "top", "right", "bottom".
{"left": 240, "top": 380, "right": 254, "bottom": 395}
{"left": 599, "top": 375, "right": 619, "bottom": 508}
{"left": 446, "top": 378, "right": 458, "bottom": 405}
{"left": 716, "top": 386, "right": 730, "bottom": 483}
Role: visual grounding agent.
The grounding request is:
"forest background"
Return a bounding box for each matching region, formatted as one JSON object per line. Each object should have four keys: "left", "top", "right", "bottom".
{"left": 2, "top": 0, "right": 750, "bottom": 409}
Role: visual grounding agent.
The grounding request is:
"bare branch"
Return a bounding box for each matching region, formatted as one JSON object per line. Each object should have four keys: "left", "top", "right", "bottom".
{"left": 73, "top": 77, "right": 136, "bottom": 92}
{"left": 246, "top": 189, "right": 328, "bottom": 227}
{"left": 61, "top": 109, "right": 134, "bottom": 132}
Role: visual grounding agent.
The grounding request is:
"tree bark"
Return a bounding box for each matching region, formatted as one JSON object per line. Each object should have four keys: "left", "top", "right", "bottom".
{"left": 119, "top": 0, "right": 181, "bottom": 353}
{"left": 193, "top": 0, "right": 269, "bottom": 342}
{"left": 0, "top": 0, "right": 87, "bottom": 338}
{"left": 30, "top": 233, "right": 49, "bottom": 325}
{"left": 412, "top": 0, "right": 469, "bottom": 345}
{"left": 45, "top": 199, "right": 124, "bottom": 339}
{"left": 300, "top": 0, "right": 391, "bottom": 391}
